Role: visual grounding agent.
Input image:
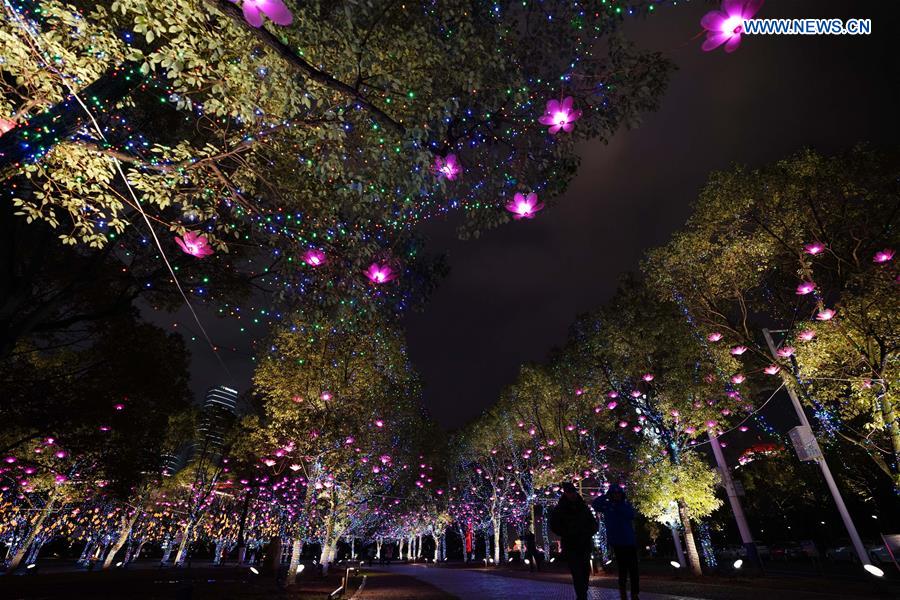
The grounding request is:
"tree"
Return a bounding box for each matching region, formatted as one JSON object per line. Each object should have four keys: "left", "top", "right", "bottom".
{"left": 645, "top": 147, "right": 900, "bottom": 489}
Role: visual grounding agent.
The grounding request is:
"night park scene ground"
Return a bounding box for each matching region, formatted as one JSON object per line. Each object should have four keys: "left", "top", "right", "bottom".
{"left": 1, "top": 1, "right": 899, "bottom": 599}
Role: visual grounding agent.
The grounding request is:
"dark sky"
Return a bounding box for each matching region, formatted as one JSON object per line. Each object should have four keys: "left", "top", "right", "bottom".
{"left": 164, "top": 1, "right": 899, "bottom": 428}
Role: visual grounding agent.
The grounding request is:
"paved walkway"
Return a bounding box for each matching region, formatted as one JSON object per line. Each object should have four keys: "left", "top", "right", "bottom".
{"left": 373, "top": 564, "right": 709, "bottom": 600}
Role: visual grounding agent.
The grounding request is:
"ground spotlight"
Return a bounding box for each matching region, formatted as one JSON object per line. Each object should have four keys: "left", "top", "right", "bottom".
{"left": 249, "top": 566, "right": 259, "bottom": 575}
{"left": 669, "top": 560, "right": 682, "bottom": 569}
{"left": 863, "top": 564, "right": 884, "bottom": 577}
{"left": 733, "top": 559, "right": 743, "bottom": 569}
{"left": 25, "top": 564, "right": 36, "bottom": 569}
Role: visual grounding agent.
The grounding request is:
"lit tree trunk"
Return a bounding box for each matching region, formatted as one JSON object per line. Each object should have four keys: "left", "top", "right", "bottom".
{"left": 678, "top": 502, "right": 702, "bottom": 576}
{"left": 375, "top": 537, "right": 382, "bottom": 560}
{"left": 432, "top": 533, "right": 440, "bottom": 562}
{"left": 103, "top": 509, "right": 141, "bottom": 569}
{"left": 174, "top": 521, "right": 194, "bottom": 566}
{"left": 416, "top": 534, "right": 423, "bottom": 558}
{"left": 670, "top": 525, "right": 686, "bottom": 567}
{"left": 160, "top": 535, "right": 174, "bottom": 564}
{"left": 285, "top": 538, "right": 303, "bottom": 585}
{"left": 319, "top": 508, "right": 336, "bottom": 575}
{"left": 7, "top": 496, "right": 55, "bottom": 571}
{"left": 880, "top": 391, "right": 900, "bottom": 490}
{"left": 492, "top": 516, "right": 501, "bottom": 564}
{"left": 351, "top": 536, "right": 356, "bottom": 560}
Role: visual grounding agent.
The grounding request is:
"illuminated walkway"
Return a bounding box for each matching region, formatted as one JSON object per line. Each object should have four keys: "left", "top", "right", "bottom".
{"left": 374, "top": 564, "right": 708, "bottom": 600}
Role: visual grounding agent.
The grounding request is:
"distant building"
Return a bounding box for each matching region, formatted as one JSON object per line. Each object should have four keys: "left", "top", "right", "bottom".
{"left": 198, "top": 385, "right": 239, "bottom": 456}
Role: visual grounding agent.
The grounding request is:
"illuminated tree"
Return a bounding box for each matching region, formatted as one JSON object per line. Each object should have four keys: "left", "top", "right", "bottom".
{"left": 646, "top": 147, "right": 900, "bottom": 489}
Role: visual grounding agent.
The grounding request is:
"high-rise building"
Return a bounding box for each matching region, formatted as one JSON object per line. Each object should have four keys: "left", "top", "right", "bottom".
{"left": 198, "top": 385, "right": 239, "bottom": 456}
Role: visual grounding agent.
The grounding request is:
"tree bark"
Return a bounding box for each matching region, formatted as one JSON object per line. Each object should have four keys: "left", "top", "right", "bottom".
{"left": 678, "top": 502, "right": 702, "bottom": 576}
{"left": 7, "top": 496, "right": 55, "bottom": 571}
{"left": 102, "top": 509, "right": 141, "bottom": 569}
{"left": 492, "top": 516, "right": 501, "bottom": 564}
{"left": 285, "top": 538, "right": 303, "bottom": 585}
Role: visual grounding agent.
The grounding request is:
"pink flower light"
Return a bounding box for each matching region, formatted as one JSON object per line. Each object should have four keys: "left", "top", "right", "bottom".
{"left": 642, "top": 373, "right": 654, "bottom": 382}
{"left": 538, "top": 96, "right": 581, "bottom": 134}
{"left": 798, "top": 329, "right": 816, "bottom": 342}
{"left": 303, "top": 249, "right": 326, "bottom": 267}
{"left": 707, "top": 332, "right": 723, "bottom": 342}
{"left": 0, "top": 118, "right": 15, "bottom": 135}
{"left": 607, "top": 391, "right": 619, "bottom": 399}
{"left": 364, "top": 263, "right": 397, "bottom": 284}
{"left": 175, "top": 231, "right": 214, "bottom": 258}
{"left": 816, "top": 308, "right": 836, "bottom": 321}
{"left": 238, "top": 0, "right": 293, "bottom": 28}
{"left": 796, "top": 281, "right": 816, "bottom": 295}
{"left": 700, "top": 0, "right": 763, "bottom": 54}
{"left": 731, "top": 345, "right": 748, "bottom": 356}
{"left": 434, "top": 154, "right": 461, "bottom": 180}
{"left": 731, "top": 374, "right": 745, "bottom": 384}
{"left": 505, "top": 192, "right": 543, "bottom": 219}
{"left": 873, "top": 248, "right": 895, "bottom": 263}
{"left": 764, "top": 364, "right": 781, "bottom": 375}
{"left": 606, "top": 401, "right": 618, "bottom": 410}
{"left": 776, "top": 346, "right": 794, "bottom": 358}
{"left": 804, "top": 242, "right": 825, "bottom": 256}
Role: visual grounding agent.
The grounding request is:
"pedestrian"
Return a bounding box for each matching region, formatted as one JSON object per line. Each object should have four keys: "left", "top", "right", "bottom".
{"left": 521, "top": 529, "right": 540, "bottom": 572}
{"left": 593, "top": 488, "right": 639, "bottom": 600}
{"left": 549, "top": 482, "right": 598, "bottom": 600}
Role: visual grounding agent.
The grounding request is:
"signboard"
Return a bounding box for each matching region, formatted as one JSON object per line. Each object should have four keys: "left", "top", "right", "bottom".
{"left": 788, "top": 425, "right": 823, "bottom": 461}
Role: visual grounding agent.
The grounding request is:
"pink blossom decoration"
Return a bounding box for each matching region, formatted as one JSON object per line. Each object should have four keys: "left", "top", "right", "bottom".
{"left": 606, "top": 401, "right": 618, "bottom": 410}
{"left": 434, "top": 154, "right": 461, "bottom": 180}
{"left": 364, "top": 263, "right": 397, "bottom": 284}
{"left": 700, "top": 0, "right": 764, "bottom": 54}
{"left": 804, "top": 242, "right": 825, "bottom": 255}
{"left": 776, "top": 346, "right": 794, "bottom": 358}
{"left": 642, "top": 373, "right": 654, "bottom": 382}
{"left": 303, "top": 249, "right": 326, "bottom": 267}
{"left": 175, "top": 231, "right": 214, "bottom": 258}
{"left": 730, "top": 345, "right": 748, "bottom": 356}
{"left": 798, "top": 329, "right": 816, "bottom": 342}
{"left": 538, "top": 97, "right": 582, "bottom": 134}
{"left": 0, "top": 118, "right": 15, "bottom": 135}
{"left": 731, "top": 374, "right": 745, "bottom": 384}
{"left": 505, "top": 192, "right": 544, "bottom": 219}
{"left": 796, "top": 281, "right": 816, "bottom": 295}
{"left": 739, "top": 425, "right": 749, "bottom": 432}
{"left": 707, "top": 332, "right": 723, "bottom": 342}
{"left": 237, "top": 0, "right": 293, "bottom": 28}
{"left": 816, "top": 308, "right": 836, "bottom": 321}
{"left": 607, "top": 391, "right": 619, "bottom": 399}
{"left": 873, "top": 248, "right": 895, "bottom": 263}
{"left": 764, "top": 364, "right": 781, "bottom": 375}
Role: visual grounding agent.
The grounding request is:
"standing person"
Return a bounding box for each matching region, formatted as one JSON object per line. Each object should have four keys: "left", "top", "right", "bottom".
{"left": 593, "top": 488, "right": 639, "bottom": 600}
{"left": 521, "top": 529, "right": 540, "bottom": 572}
{"left": 550, "top": 482, "right": 598, "bottom": 600}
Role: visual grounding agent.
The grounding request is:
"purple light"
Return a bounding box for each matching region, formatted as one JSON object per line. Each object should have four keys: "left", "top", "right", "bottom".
{"left": 538, "top": 97, "right": 582, "bottom": 134}
{"left": 505, "top": 192, "right": 543, "bottom": 219}
{"left": 873, "top": 248, "right": 895, "bottom": 263}
{"left": 239, "top": 0, "right": 293, "bottom": 28}
{"left": 303, "top": 249, "right": 326, "bottom": 267}
{"left": 700, "top": 0, "right": 763, "bottom": 54}
{"left": 364, "top": 263, "right": 397, "bottom": 284}
{"left": 796, "top": 281, "right": 816, "bottom": 295}
{"left": 434, "top": 154, "right": 461, "bottom": 180}
{"left": 804, "top": 242, "right": 825, "bottom": 255}
{"left": 175, "top": 231, "right": 214, "bottom": 258}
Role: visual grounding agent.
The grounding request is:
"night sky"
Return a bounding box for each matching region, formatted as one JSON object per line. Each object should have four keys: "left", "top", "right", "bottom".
{"left": 167, "top": 0, "right": 899, "bottom": 430}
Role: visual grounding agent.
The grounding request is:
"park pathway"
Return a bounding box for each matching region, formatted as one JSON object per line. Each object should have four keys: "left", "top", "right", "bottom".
{"left": 371, "top": 564, "right": 709, "bottom": 600}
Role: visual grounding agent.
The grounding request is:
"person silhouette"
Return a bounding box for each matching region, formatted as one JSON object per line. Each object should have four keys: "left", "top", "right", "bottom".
{"left": 549, "top": 482, "right": 597, "bottom": 600}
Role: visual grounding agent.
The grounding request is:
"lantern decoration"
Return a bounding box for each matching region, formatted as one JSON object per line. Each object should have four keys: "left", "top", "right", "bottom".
{"left": 364, "top": 263, "right": 397, "bottom": 284}
{"left": 795, "top": 281, "right": 816, "bottom": 295}
{"left": 873, "top": 248, "right": 895, "bottom": 263}
{"left": 700, "top": 0, "right": 763, "bottom": 53}
{"left": 816, "top": 308, "right": 836, "bottom": 321}
{"left": 434, "top": 154, "right": 461, "bottom": 180}
{"left": 175, "top": 231, "right": 214, "bottom": 258}
{"left": 798, "top": 329, "right": 816, "bottom": 342}
{"left": 538, "top": 96, "right": 581, "bottom": 134}
{"left": 303, "top": 249, "right": 326, "bottom": 267}
{"left": 239, "top": 0, "right": 293, "bottom": 28}
{"left": 505, "top": 192, "right": 543, "bottom": 219}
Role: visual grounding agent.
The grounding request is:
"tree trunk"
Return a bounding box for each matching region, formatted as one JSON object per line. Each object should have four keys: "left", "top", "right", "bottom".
{"left": 285, "top": 538, "right": 303, "bottom": 585}
{"left": 432, "top": 534, "right": 440, "bottom": 562}
{"left": 880, "top": 391, "right": 900, "bottom": 490}
{"left": 492, "top": 516, "right": 501, "bottom": 564}
{"left": 173, "top": 521, "right": 194, "bottom": 566}
{"left": 319, "top": 509, "right": 336, "bottom": 574}
{"left": 102, "top": 509, "right": 141, "bottom": 569}
{"left": 376, "top": 537, "right": 382, "bottom": 560}
{"left": 678, "top": 502, "right": 702, "bottom": 576}
{"left": 7, "top": 496, "right": 55, "bottom": 571}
